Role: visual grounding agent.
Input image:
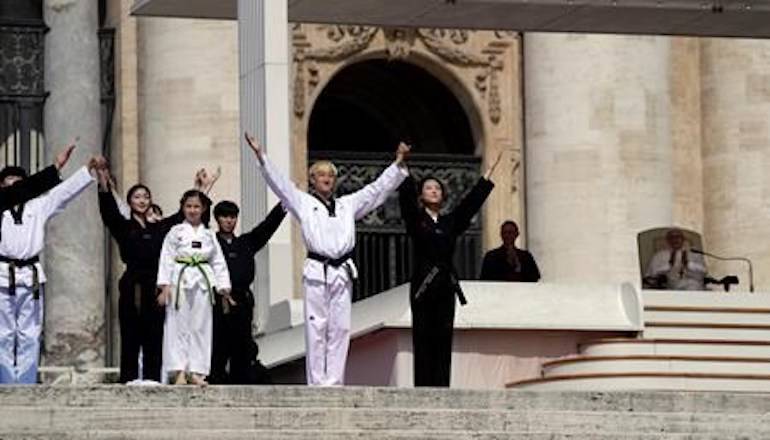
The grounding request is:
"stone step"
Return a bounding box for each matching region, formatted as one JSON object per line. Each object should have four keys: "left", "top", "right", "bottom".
{"left": 0, "top": 430, "right": 764, "bottom": 440}
{"left": 642, "top": 324, "right": 770, "bottom": 342}
{"left": 542, "top": 355, "right": 770, "bottom": 376}
{"left": 508, "top": 372, "right": 770, "bottom": 392}
{"left": 3, "top": 406, "right": 769, "bottom": 435}
{"left": 641, "top": 291, "right": 770, "bottom": 309}
{"left": 3, "top": 386, "right": 770, "bottom": 414}
{"left": 644, "top": 310, "right": 770, "bottom": 326}
{"left": 579, "top": 338, "right": 770, "bottom": 358}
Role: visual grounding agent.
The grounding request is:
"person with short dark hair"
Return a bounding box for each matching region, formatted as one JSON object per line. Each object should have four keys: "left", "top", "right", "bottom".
{"left": 479, "top": 220, "right": 541, "bottom": 282}
{"left": 209, "top": 200, "right": 285, "bottom": 384}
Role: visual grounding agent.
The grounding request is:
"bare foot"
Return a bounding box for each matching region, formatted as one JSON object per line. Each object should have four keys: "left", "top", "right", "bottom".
{"left": 189, "top": 373, "right": 208, "bottom": 387}
{"left": 173, "top": 371, "right": 187, "bottom": 385}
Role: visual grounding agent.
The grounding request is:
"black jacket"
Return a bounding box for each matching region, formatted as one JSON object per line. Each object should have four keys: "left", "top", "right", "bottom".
{"left": 399, "top": 175, "right": 494, "bottom": 299}
{"left": 480, "top": 246, "right": 541, "bottom": 282}
{"left": 216, "top": 203, "right": 286, "bottom": 291}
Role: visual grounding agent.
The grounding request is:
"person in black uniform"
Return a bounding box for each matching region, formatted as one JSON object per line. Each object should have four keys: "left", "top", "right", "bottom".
{"left": 209, "top": 200, "right": 286, "bottom": 384}
{"left": 399, "top": 153, "right": 502, "bottom": 387}
{"left": 96, "top": 165, "right": 214, "bottom": 383}
{"left": 479, "top": 220, "right": 541, "bottom": 282}
{"left": 0, "top": 144, "right": 76, "bottom": 210}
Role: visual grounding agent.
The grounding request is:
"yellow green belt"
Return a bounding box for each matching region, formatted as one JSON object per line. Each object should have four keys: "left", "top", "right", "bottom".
{"left": 174, "top": 255, "right": 214, "bottom": 310}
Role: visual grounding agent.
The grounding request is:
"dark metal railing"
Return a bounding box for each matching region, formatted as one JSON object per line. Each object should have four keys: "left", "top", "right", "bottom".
{"left": 309, "top": 151, "right": 482, "bottom": 301}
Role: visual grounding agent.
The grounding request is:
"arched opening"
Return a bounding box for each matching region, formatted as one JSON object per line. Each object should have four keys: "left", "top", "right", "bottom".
{"left": 308, "top": 59, "right": 475, "bottom": 154}
{"left": 308, "top": 59, "right": 482, "bottom": 300}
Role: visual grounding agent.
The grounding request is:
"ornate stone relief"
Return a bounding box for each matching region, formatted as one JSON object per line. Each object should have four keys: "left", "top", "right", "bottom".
{"left": 292, "top": 24, "right": 516, "bottom": 125}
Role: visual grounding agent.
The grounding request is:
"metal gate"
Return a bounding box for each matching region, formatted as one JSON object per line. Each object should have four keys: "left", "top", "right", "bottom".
{"left": 309, "top": 151, "right": 482, "bottom": 301}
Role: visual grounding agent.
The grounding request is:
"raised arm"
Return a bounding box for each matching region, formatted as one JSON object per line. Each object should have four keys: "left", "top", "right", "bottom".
{"left": 451, "top": 177, "right": 495, "bottom": 236}
{"left": 0, "top": 144, "right": 74, "bottom": 210}
{"left": 40, "top": 165, "right": 95, "bottom": 219}
{"left": 450, "top": 151, "right": 501, "bottom": 235}
{"left": 245, "top": 132, "right": 306, "bottom": 219}
{"left": 349, "top": 142, "right": 410, "bottom": 220}
{"left": 243, "top": 202, "right": 287, "bottom": 254}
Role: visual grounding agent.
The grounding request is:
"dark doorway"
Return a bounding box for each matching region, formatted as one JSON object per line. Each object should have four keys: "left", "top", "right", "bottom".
{"left": 308, "top": 59, "right": 482, "bottom": 301}
{"left": 309, "top": 59, "right": 475, "bottom": 155}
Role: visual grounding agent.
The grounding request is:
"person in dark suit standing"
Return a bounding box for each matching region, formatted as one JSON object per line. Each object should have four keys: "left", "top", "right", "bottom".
{"left": 399, "top": 152, "right": 501, "bottom": 387}
{"left": 479, "top": 220, "right": 541, "bottom": 282}
{"left": 209, "top": 200, "right": 286, "bottom": 384}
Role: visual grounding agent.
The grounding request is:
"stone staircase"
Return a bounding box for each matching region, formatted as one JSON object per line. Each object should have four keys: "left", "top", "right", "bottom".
{"left": 508, "top": 290, "right": 770, "bottom": 391}
{"left": 0, "top": 385, "right": 769, "bottom": 439}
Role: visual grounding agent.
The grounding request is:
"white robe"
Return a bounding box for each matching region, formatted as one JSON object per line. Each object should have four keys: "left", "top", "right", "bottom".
{"left": 258, "top": 154, "right": 407, "bottom": 385}
{"left": 157, "top": 222, "right": 230, "bottom": 377}
{"left": 0, "top": 167, "right": 94, "bottom": 383}
{"left": 645, "top": 248, "right": 707, "bottom": 291}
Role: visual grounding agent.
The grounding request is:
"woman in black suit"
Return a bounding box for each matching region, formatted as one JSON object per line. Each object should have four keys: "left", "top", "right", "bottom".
{"left": 399, "top": 152, "right": 501, "bottom": 387}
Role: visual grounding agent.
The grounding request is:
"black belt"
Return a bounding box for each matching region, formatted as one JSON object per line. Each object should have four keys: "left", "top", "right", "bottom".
{"left": 414, "top": 265, "right": 467, "bottom": 306}
{"left": 306, "top": 251, "right": 354, "bottom": 268}
{"left": 306, "top": 251, "right": 357, "bottom": 281}
{"left": 0, "top": 254, "right": 41, "bottom": 299}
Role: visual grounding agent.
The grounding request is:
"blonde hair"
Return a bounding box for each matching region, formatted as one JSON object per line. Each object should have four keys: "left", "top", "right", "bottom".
{"left": 308, "top": 160, "right": 338, "bottom": 178}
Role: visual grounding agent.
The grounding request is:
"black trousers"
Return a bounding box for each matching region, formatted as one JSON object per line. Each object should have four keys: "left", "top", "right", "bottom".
{"left": 117, "top": 271, "right": 164, "bottom": 383}
{"left": 210, "top": 289, "right": 255, "bottom": 384}
{"left": 410, "top": 283, "right": 456, "bottom": 387}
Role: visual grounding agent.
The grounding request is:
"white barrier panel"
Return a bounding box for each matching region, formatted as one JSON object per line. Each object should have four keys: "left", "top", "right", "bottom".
{"left": 258, "top": 282, "right": 642, "bottom": 368}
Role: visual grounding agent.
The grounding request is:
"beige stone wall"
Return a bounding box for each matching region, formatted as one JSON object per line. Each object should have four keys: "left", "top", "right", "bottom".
{"left": 700, "top": 38, "right": 770, "bottom": 291}
{"left": 524, "top": 33, "right": 677, "bottom": 285}
{"left": 137, "top": 18, "right": 240, "bottom": 213}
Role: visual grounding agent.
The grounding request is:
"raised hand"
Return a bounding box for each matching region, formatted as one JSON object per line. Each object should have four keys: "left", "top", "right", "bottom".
{"left": 244, "top": 132, "right": 264, "bottom": 164}
{"left": 87, "top": 155, "right": 108, "bottom": 172}
{"left": 484, "top": 151, "right": 503, "bottom": 180}
{"left": 395, "top": 142, "right": 411, "bottom": 165}
{"left": 54, "top": 143, "right": 76, "bottom": 170}
{"left": 96, "top": 167, "right": 112, "bottom": 191}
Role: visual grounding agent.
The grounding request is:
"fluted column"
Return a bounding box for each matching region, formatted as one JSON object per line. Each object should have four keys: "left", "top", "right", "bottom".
{"left": 524, "top": 33, "right": 674, "bottom": 285}
{"left": 43, "top": 0, "right": 104, "bottom": 367}
{"left": 700, "top": 39, "right": 770, "bottom": 291}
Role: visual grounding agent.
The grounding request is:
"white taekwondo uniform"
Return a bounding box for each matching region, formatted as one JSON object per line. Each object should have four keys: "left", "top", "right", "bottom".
{"left": 157, "top": 221, "right": 230, "bottom": 378}
{"left": 258, "top": 155, "right": 407, "bottom": 386}
{"left": 0, "top": 167, "right": 94, "bottom": 383}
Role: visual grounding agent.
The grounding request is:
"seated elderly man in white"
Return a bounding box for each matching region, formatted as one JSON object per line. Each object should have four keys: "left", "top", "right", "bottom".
{"left": 644, "top": 228, "right": 707, "bottom": 291}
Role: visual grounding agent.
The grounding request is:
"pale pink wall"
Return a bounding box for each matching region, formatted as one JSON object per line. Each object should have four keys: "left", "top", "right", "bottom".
{"left": 343, "top": 328, "right": 631, "bottom": 388}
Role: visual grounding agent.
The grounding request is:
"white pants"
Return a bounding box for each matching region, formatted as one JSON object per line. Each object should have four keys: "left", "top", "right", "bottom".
{"left": 162, "top": 285, "right": 212, "bottom": 377}
{"left": 303, "top": 275, "right": 352, "bottom": 386}
{"left": 0, "top": 285, "right": 43, "bottom": 384}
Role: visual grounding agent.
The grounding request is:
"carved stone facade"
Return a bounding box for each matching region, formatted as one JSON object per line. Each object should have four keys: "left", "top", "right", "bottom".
{"left": 290, "top": 24, "right": 525, "bottom": 262}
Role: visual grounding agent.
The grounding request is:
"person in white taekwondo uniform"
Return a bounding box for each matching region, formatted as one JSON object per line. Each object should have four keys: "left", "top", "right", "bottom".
{"left": 157, "top": 189, "right": 231, "bottom": 386}
{"left": 0, "top": 150, "right": 102, "bottom": 383}
{"left": 245, "top": 132, "right": 410, "bottom": 386}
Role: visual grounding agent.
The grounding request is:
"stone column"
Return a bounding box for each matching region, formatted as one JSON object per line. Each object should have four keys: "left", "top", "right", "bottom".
{"left": 524, "top": 33, "right": 674, "bottom": 285}
{"left": 137, "top": 18, "right": 240, "bottom": 209}
{"left": 43, "top": 0, "right": 104, "bottom": 367}
{"left": 700, "top": 39, "right": 770, "bottom": 292}
{"left": 238, "top": 0, "right": 295, "bottom": 331}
